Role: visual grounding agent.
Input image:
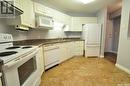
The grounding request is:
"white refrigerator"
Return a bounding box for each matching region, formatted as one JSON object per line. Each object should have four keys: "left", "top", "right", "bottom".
{"left": 82, "top": 24, "right": 102, "bottom": 57}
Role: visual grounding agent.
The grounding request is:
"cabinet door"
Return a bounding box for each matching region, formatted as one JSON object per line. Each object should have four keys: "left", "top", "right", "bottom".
{"left": 67, "top": 42, "right": 75, "bottom": 58}
{"left": 14, "top": 0, "right": 22, "bottom": 9}
{"left": 71, "top": 42, "right": 76, "bottom": 56}
{"left": 58, "top": 43, "right": 68, "bottom": 63}
{"left": 74, "top": 41, "right": 84, "bottom": 56}
{"left": 20, "top": 0, "right": 35, "bottom": 27}
{"left": 20, "top": 0, "right": 30, "bottom": 26}
{"left": 70, "top": 17, "right": 98, "bottom": 32}
{"left": 38, "top": 47, "right": 45, "bottom": 75}
{"left": 34, "top": 2, "right": 53, "bottom": 17}
{"left": 29, "top": 1, "right": 35, "bottom": 28}
{"left": 34, "top": 3, "right": 46, "bottom": 14}
{"left": 44, "top": 7, "right": 53, "bottom": 17}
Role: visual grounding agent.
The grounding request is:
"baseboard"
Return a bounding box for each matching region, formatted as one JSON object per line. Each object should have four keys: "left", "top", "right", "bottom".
{"left": 115, "top": 64, "right": 130, "bottom": 74}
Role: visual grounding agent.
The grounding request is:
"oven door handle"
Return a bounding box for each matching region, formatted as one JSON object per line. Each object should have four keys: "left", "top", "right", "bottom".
{"left": 4, "top": 48, "right": 39, "bottom": 69}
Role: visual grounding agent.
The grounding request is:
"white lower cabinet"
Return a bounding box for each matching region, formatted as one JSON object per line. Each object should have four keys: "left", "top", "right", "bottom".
{"left": 58, "top": 43, "right": 68, "bottom": 63}
{"left": 67, "top": 42, "right": 75, "bottom": 58}
{"left": 43, "top": 44, "right": 60, "bottom": 69}
{"left": 74, "top": 41, "right": 84, "bottom": 56}
{"left": 38, "top": 47, "right": 45, "bottom": 75}
{"left": 42, "top": 41, "right": 84, "bottom": 69}
{"left": 57, "top": 41, "right": 84, "bottom": 63}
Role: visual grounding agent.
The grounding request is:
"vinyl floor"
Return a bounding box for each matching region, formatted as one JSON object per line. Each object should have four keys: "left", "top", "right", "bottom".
{"left": 40, "top": 57, "right": 130, "bottom": 86}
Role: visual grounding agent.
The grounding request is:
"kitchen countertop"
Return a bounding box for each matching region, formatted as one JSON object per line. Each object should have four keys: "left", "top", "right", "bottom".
{"left": 13, "top": 38, "right": 84, "bottom": 47}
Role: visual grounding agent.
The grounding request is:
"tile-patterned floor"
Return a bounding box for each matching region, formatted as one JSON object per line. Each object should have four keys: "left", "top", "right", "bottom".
{"left": 40, "top": 57, "right": 130, "bottom": 86}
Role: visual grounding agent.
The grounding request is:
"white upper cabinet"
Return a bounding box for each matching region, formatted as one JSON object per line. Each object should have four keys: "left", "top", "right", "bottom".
{"left": 65, "top": 17, "right": 98, "bottom": 32}
{"left": 14, "top": 0, "right": 22, "bottom": 9}
{"left": 53, "top": 11, "right": 71, "bottom": 25}
{"left": 20, "top": 0, "right": 35, "bottom": 28}
{"left": 7, "top": 0, "right": 35, "bottom": 29}
{"left": 33, "top": 2, "right": 52, "bottom": 17}
{"left": 9, "top": 1, "right": 98, "bottom": 31}
{"left": 33, "top": 2, "right": 45, "bottom": 14}
{"left": 33, "top": 2, "right": 71, "bottom": 25}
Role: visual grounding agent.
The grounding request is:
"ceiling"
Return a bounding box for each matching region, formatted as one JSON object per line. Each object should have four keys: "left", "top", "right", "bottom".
{"left": 34, "top": 0, "right": 122, "bottom": 16}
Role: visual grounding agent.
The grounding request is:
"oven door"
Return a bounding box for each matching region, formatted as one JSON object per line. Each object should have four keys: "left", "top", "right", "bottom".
{"left": 2, "top": 49, "right": 41, "bottom": 86}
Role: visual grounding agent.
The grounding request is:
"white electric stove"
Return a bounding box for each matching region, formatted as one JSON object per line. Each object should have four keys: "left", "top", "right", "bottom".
{"left": 0, "top": 33, "right": 41, "bottom": 86}
{"left": 0, "top": 33, "right": 38, "bottom": 63}
{"left": 0, "top": 46, "right": 38, "bottom": 63}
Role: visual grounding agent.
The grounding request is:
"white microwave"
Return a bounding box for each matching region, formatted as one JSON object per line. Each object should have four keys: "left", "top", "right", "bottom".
{"left": 36, "top": 16, "right": 54, "bottom": 29}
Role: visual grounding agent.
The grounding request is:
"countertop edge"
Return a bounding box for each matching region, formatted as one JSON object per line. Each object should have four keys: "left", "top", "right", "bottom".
{"left": 13, "top": 39, "right": 85, "bottom": 47}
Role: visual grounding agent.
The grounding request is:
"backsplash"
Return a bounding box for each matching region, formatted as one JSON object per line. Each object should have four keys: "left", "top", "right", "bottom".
{"left": 0, "top": 20, "right": 28, "bottom": 41}
{"left": 27, "top": 29, "right": 81, "bottom": 39}
{"left": 27, "top": 26, "right": 67, "bottom": 39}
{"left": 0, "top": 20, "right": 81, "bottom": 41}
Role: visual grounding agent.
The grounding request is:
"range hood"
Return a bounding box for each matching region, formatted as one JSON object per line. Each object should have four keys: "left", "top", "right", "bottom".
{"left": 0, "top": 0, "right": 23, "bottom": 18}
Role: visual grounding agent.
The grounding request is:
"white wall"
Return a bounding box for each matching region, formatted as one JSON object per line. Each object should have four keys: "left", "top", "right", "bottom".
{"left": 116, "top": 0, "right": 130, "bottom": 71}
{"left": 97, "top": 8, "right": 107, "bottom": 57}
{"left": 0, "top": 20, "right": 28, "bottom": 41}
{"left": 27, "top": 22, "right": 66, "bottom": 39}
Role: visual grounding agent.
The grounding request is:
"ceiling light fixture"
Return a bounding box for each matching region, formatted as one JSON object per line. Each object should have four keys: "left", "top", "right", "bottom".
{"left": 79, "top": 0, "right": 95, "bottom": 4}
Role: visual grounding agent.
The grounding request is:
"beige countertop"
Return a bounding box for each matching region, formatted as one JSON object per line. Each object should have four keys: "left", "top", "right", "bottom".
{"left": 13, "top": 38, "right": 84, "bottom": 47}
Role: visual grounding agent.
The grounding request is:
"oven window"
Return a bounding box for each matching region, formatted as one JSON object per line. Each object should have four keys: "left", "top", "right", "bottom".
{"left": 18, "top": 56, "right": 37, "bottom": 85}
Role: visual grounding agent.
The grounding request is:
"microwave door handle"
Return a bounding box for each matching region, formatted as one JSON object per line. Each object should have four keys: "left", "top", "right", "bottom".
{"left": 4, "top": 49, "right": 39, "bottom": 68}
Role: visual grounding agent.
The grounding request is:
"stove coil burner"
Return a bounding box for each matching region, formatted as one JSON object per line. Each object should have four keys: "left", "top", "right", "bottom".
{"left": 0, "top": 51, "right": 18, "bottom": 57}
{"left": 6, "top": 46, "right": 20, "bottom": 49}
{"left": 22, "top": 46, "right": 32, "bottom": 49}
